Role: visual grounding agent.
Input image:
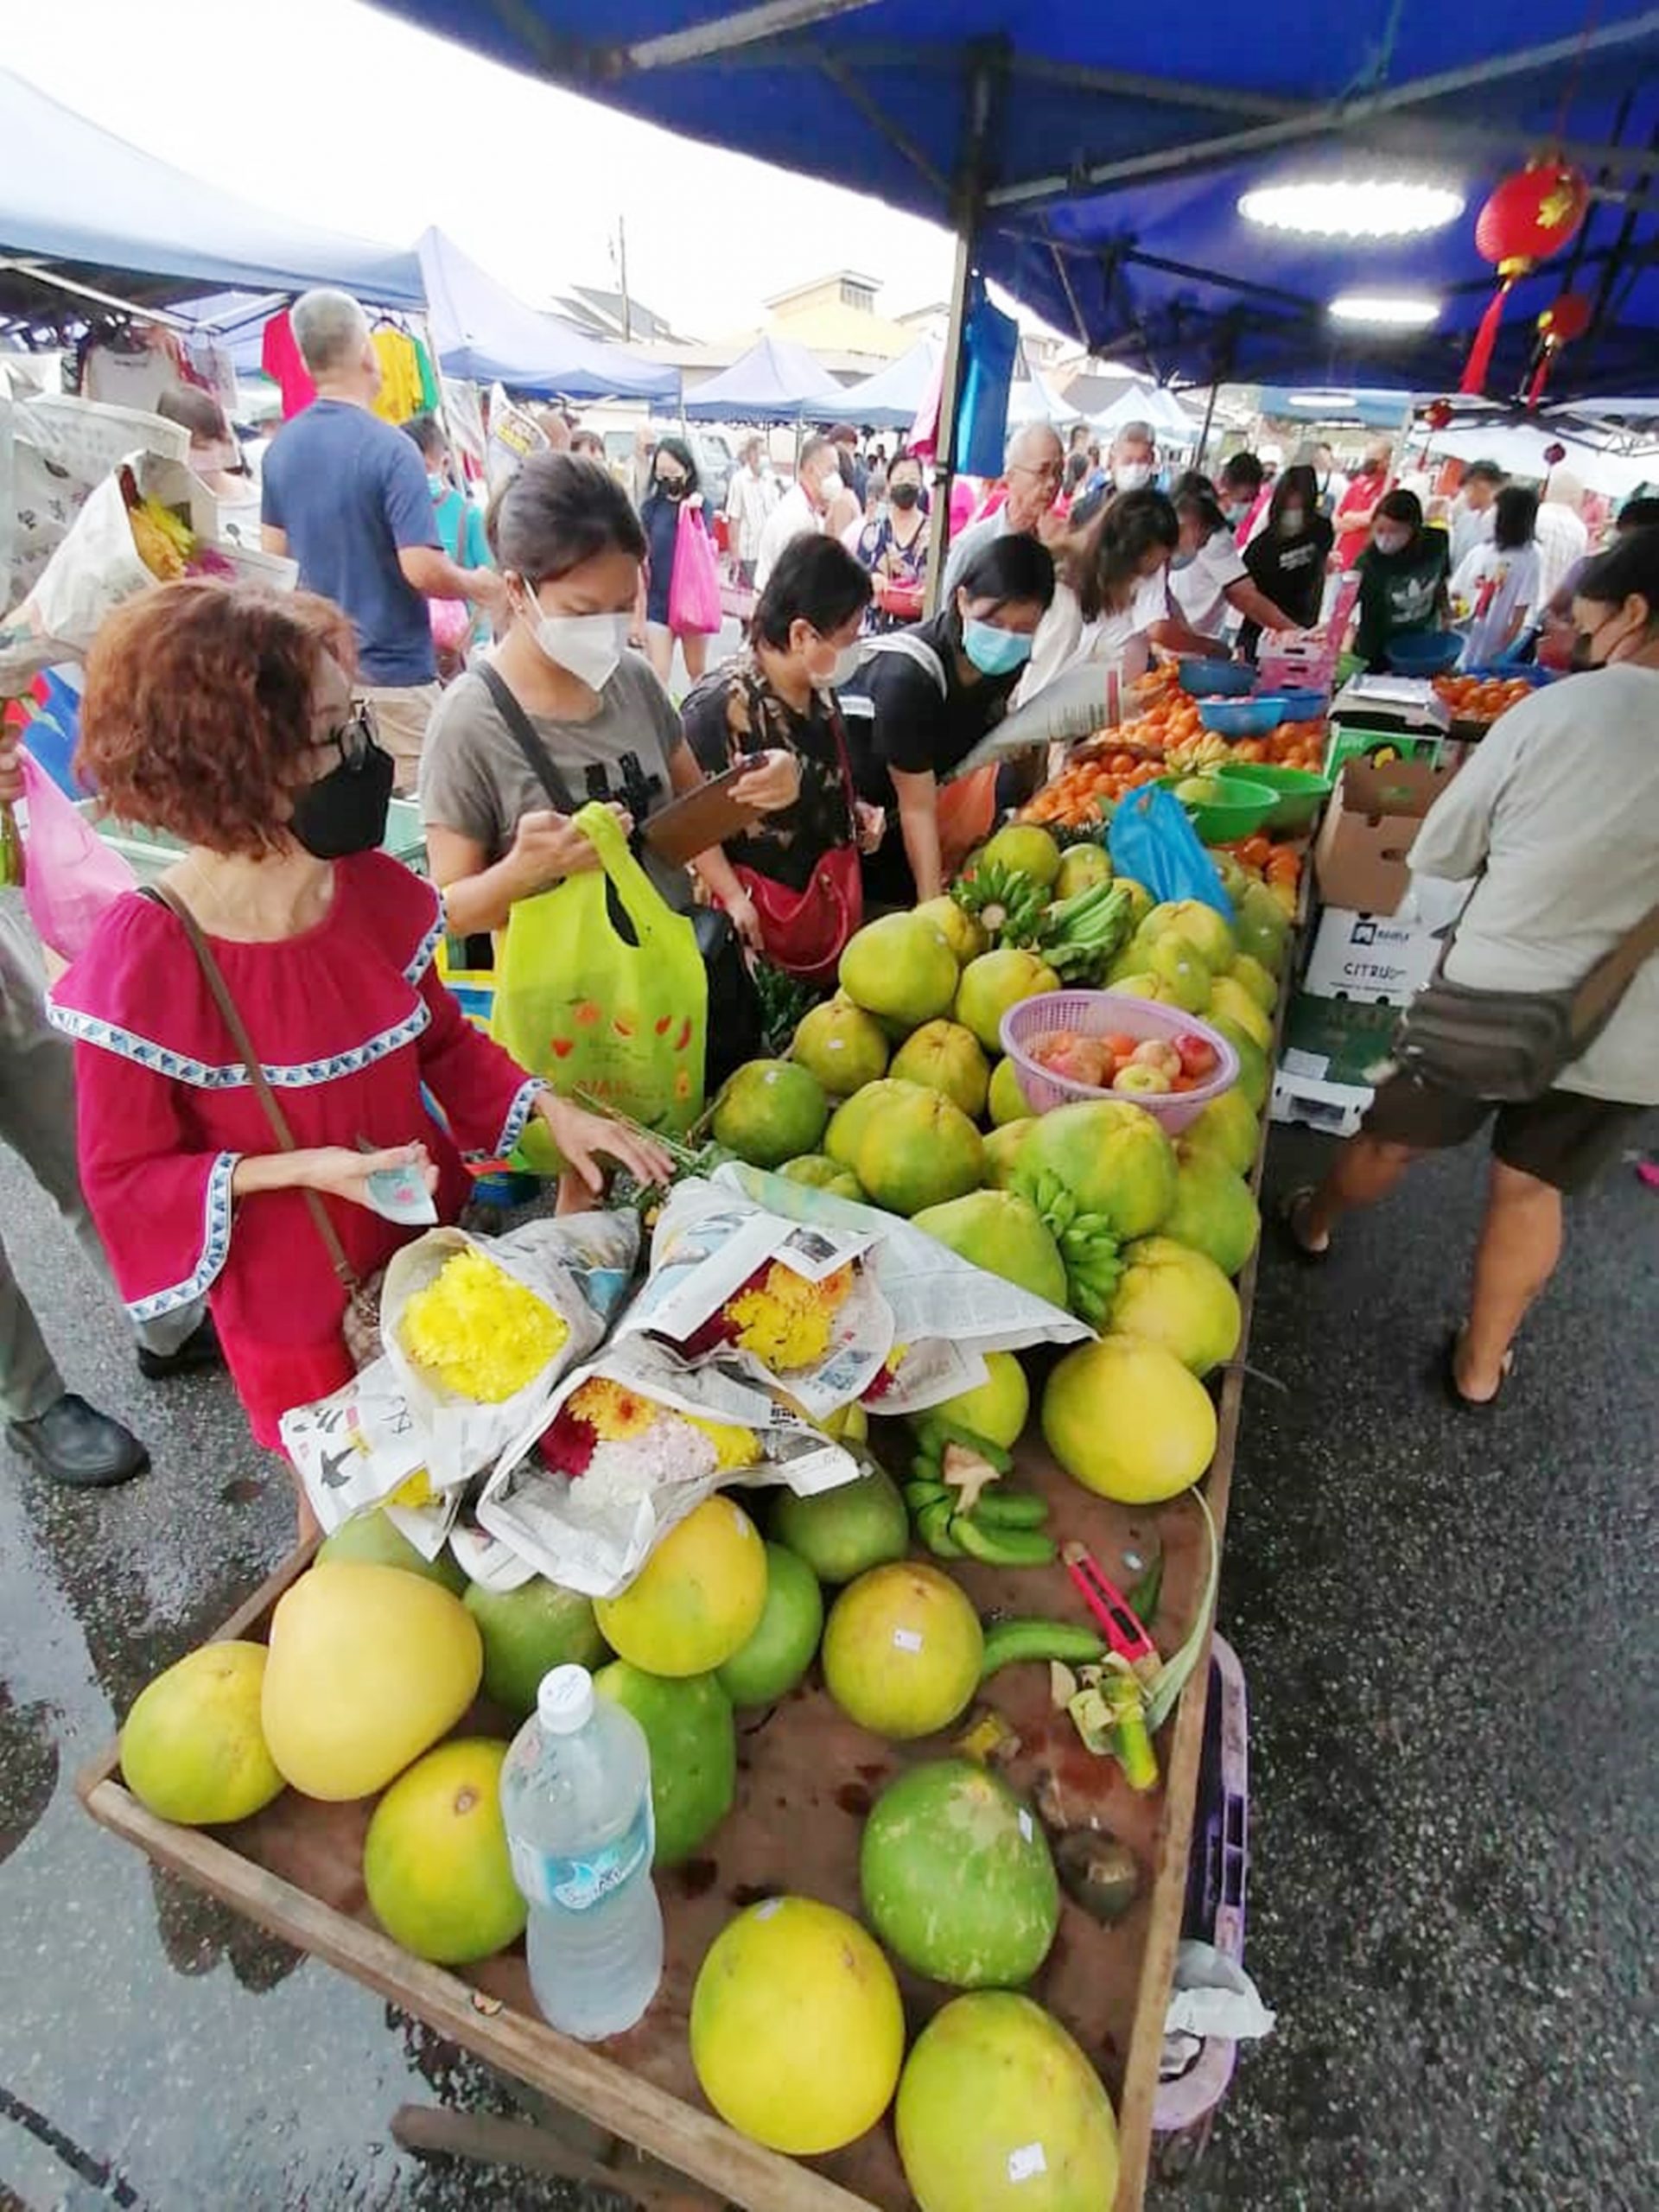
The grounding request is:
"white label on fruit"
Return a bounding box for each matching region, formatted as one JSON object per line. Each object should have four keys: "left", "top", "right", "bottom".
{"left": 892, "top": 1628, "right": 924, "bottom": 1654}
{"left": 1008, "top": 2143, "right": 1047, "bottom": 2183}
{"left": 755, "top": 1898, "right": 784, "bottom": 1922}
{"left": 1018, "top": 1810, "right": 1034, "bottom": 1843}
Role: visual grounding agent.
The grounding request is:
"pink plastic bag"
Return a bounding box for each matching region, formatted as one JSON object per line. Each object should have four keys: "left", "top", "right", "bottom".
{"left": 668, "top": 503, "right": 722, "bottom": 636}
{"left": 19, "top": 748, "right": 137, "bottom": 962}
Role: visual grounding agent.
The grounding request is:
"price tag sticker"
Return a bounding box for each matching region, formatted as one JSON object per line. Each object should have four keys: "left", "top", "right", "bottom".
{"left": 892, "top": 1629, "right": 924, "bottom": 1654}
{"left": 755, "top": 1898, "right": 784, "bottom": 1921}
{"left": 1007, "top": 2143, "right": 1047, "bottom": 2183}
{"left": 1018, "top": 1809, "right": 1034, "bottom": 1843}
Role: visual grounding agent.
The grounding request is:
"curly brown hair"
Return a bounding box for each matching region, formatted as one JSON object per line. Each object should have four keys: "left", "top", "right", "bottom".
{"left": 77, "top": 581, "right": 357, "bottom": 857}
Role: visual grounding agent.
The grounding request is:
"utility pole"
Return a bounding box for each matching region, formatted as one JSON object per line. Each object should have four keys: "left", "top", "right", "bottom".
{"left": 616, "top": 215, "right": 632, "bottom": 344}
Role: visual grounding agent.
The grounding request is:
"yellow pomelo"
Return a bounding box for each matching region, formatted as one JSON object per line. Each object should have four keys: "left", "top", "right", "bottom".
{"left": 691, "top": 1897, "right": 905, "bottom": 2153}
{"left": 1041, "top": 1335, "right": 1217, "bottom": 1503}
{"left": 121, "top": 1641, "right": 284, "bottom": 1827}
{"left": 822, "top": 1562, "right": 983, "bottom": 1739}
{"left": 262, "top": 1563, "right": 481, "bottom": 1801}
{"left": 1208, "top": 974, "right": 1273, "bottom": 1052}
{"left": 915, "top": 895, "right": 988, "bottom": 964}
{"left": 363, "top": 1738, "right": 525, "bottom": 1963}
{"left": 986, "top": 1055, "right": 1032, "bottom": 1127}
{"left": 911, "top": 1350, "right": 1029, "bottom": 1449}
{"left": 1053, "top": 842, "right": 1112, "bottom": 900}
{"left": 594, "top": 1497, "right": 767, "bottom": 1677}
{"left": 1228, "top": 951, "right": 1279, "bottom": 1012}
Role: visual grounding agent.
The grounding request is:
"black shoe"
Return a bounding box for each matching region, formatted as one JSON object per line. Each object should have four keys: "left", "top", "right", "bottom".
{"left": 137, "top": 1312, "right": 224, "bottom": 1382}
{"left": 7, "top": 1392, "right": 149, "bottom": 1488}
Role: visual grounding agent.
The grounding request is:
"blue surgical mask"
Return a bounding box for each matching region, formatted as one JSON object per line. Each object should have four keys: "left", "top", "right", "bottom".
{"left": 963, "top": 618, "right": 1033, "bottom": 677}
{"left": 426, "top": 473, "right": 446, "bottom": 498}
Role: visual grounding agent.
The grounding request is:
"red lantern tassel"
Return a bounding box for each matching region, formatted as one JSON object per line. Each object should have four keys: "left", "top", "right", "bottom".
{"left": 1459, "top": 277, "right": 1513, "bottom": 397}
{"left": 1526, "top": 346, "right": 1554, "bottom": 407}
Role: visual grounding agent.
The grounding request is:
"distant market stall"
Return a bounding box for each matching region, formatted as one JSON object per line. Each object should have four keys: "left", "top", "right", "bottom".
{"left": 683, "top": 333, "right": 849, "bottom": 423}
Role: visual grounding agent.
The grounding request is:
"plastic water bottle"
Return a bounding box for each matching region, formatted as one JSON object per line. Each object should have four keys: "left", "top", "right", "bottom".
{"left": 499, "top": 1664, "right": 664, "bottom": 2039}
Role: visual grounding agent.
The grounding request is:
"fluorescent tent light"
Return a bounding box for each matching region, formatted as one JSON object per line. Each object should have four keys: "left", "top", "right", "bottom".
{"left": 1329, "top": 294, "right": 1441, "bottom": 327}
{"left": 1239, "top": 179, "right": 1465, "bottom": 239}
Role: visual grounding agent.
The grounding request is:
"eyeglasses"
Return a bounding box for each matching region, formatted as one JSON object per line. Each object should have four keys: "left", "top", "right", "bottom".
{"left": 322, "top": 701, "right": 378, "bottom": 771}
{"left": 1011, "top": 461, "right": 1065, "bottom": 489}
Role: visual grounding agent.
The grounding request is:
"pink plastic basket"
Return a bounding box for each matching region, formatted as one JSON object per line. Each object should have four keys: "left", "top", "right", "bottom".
{"left": 1000, "top": 990, "right": 1240, "bottom": 1135}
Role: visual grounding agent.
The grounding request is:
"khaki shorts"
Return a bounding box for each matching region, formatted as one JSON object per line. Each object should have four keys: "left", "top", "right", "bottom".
{"left": 1361, "top": 1069, "right": 1643, "bottom": 1194}
{"left": 361, "top": 681, "right": 442, "bottom": 797}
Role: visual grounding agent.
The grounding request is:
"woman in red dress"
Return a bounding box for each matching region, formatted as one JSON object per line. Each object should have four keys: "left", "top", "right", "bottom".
{"left": 50, "top": 582, "right": 668, "bottom": 1511}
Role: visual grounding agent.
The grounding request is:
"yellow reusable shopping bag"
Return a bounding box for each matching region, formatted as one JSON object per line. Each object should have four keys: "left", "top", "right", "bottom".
{"left": 489, "top": 801, "right": 708, "bottom": 1176}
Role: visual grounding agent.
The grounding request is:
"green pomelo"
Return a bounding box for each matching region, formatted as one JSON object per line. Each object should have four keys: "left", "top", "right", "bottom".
{"left": 861, "top": 1761, "right": 1058, "bottom": 1987}
{"left": 363, "top": 1738, "right": 524, "bottom": 1963}
{"left": 890, "top": 1020, "right": 990, "bottom": 1120}
{"left": 911, "top": 1190, "right": 1068, "bottom": 1310}
{"left": 791, "top": 1000, "right": 890, "bottom": 1096}
{"left": 773, "top": 1465, "right": 909, "bottom": 1584}
{"left": 1108, "top": 1235, "right": 1242, "bottom": 1376}
{"left": 715, "top": 1542, "right": 824, "bottom": 1706}
{"left": 1228, "top": 951, "right": 1279, "bottom": 1012}
{"left": 463, "top": 1577, "right": 607, "bottom": 1719}
{"left": 1179, "top": 1087, "right": 1260, "bottom": 1176}
{"left": 712, "top": 1059, "right": 829, "bottom": 1168}
{"left": 1209, "top": 1016, "right": 1269, "bottom": 1111}
{"left": 317, "top": 1510, "right": 467, "bottom": 1595}
{"left": 911, "top": 1350, "right": 1029, "bottom": 1450}
{"left": 986, "top": 1056, "right": 1032, "bottom": 1127}
{"left": 594, "top": 1661, "right": 736, "bottom": 1866}
{"left": 825, "top": 1077, "right": 930, "bottom": 1169}
{"left": 851, "top": 1087, "right": 984, "bottom": 1217}
{"left": 982, "top": 1118, "right": 1036, "bottom": 1187}
{"left": 1053, "top": 843, "right": 1112, "bottom": 899}
{"left": 977, "top": 823, "right": 1062, "bottom": 888}
{"left": 954, "top": 950, "right": 1060, "bottom": 1053}
{"left": 839, "top": 912, "right": 960, "bottom": 1033}
{"left": 1013, "top": 1100, "right": 1176, "bottom": 1240}
{"left": 778, "top": 1153, "right": 867, "bottom": 1202}
{"left": 1162, "top": 1153, "right": 1260, "bottom": 1278}
{"left": 914, "top": 896, "right": 987, "bottom": 964}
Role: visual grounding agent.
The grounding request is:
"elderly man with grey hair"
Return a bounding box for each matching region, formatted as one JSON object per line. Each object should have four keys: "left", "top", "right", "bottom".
{"left": 261, "top": 289, "right": 507, "bottom": 791}
{"left": 942, "top": 421, "right": 1065, "bottom": 595}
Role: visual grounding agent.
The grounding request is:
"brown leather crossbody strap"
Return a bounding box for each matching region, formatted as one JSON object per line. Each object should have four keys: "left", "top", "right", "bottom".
{"left": 140, "top": 884, "right": 359, "bottom": 1294}
{"left": 1573, "top": 897, "right": 1659, "bottom": 1042}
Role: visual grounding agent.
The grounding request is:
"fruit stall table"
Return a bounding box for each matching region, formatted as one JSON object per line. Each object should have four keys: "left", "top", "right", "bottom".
{"left": 75, "top": 1198, "right": 1269, "bottom": 2212}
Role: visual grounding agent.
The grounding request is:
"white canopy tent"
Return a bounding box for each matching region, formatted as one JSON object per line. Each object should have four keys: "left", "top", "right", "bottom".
{"left": 1414, "top": 421, "right": 1656, "bottom": 501}
{"left": 1092, "top": 381, "right": 1202, "bottom": 442}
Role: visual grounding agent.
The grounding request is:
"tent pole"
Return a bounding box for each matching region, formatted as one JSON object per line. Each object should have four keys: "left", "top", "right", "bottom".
{"left": 1193, "top": 382, "right": 1221, "bottom": 473}
{"left": 925, "top": 48, "right": 1002, "bottom": 613}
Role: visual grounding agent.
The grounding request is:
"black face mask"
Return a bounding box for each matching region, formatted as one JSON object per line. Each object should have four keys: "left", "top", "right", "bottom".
{"left": 890, "top": 482, "right": 921, "bottom": 511}
{"left": 656, "top": 478, "right": 687, "bottom": 501}
{"left": 289, "top": 739, "right": 395, "bottom": 859}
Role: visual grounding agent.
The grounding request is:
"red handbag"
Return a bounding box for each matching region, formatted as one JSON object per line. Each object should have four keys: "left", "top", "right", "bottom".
{"left": 729, "top": 704, "right": 864, "bottom": 983}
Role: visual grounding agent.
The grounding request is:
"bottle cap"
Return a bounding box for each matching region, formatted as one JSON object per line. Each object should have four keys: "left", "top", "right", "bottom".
{"left": 537, "top": 1663, "right": 594, "bottom": 1734}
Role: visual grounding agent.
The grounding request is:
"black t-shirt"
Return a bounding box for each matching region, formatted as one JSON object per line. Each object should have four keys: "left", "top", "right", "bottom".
{"left": 1242, "top": 514, "right": 1335, "bottom": 650}
{"left": 838, "top": 613, "right": 1020, "bottom": 901}
{"left": 1353, "top": 532, "right": 1452, "bottom": 667}
{"left": 681, "top": 654, "right": 855, "bottom": 893}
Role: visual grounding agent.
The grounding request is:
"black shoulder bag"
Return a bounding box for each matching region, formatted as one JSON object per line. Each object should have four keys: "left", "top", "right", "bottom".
{"left": 1393, "top": 891, "right": 1659, "bottom": 1103}
{"left": 474, "top": 664, "right": 762, "bottom": 1090}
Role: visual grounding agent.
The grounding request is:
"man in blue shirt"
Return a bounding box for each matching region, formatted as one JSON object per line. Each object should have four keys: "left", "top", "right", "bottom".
{"left": 262, "top": 289, "right": 506, "bottom": 791}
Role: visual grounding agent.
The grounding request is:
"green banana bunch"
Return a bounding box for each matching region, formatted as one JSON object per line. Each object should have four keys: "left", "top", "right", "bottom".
{"left": 904, "top": 1416, "right": 1058, "bottom": 1569}
{"left": 952, "top": 861, "right": 1046, "bottom": 947}
{"left": 1019, "top": 1171, "right": 1122, "bottom": 1324}
{"left": 1035, "top": 881, "right": 1131, "bottom": 984}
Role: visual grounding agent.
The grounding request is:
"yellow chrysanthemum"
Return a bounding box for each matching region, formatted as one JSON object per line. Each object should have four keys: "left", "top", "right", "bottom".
{"left": 399, "top": 1248, "right": 569, "bottom": 1402}
{"left": 725, "top": 1262, "right": 855, "bottom": 1373}
{"left": 683, "top": 1415, "right": 760, "bottom": 1471}
{"left": 385, "top": 1467, "right": 435, "bottom": 1510}
{"left": 569, "top": 1377, "right": 658, "bottom": 1441}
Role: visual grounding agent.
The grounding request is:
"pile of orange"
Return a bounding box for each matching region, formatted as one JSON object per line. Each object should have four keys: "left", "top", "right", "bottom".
{"left": 1433, "top": 674, "right": 1534, "bottom": 724}
{"left": 1226, "top": 718, "right": 1327, "bottom": 772}
{"left": 1020, "top": 751, "right": 1166, "bottom": 830}
{"left": 1215, "top": 834, "right": 1302, "bottom": 912}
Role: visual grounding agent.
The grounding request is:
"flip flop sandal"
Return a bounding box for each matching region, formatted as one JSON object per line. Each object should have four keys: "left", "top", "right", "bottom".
{"left": 1276, "top": 1186, "right": 1331, "bottom": 1266}
{"left": 1441, "top": 1325, "right": 1514, "bottom": 1412}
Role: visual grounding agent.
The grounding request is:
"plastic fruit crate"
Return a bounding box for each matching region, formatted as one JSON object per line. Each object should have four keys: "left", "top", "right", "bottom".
{"left": 1000, "top": 990, "right": 1239, "bottom": 1135}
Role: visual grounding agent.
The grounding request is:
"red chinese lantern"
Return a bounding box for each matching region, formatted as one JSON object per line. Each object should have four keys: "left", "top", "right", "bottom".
{"left": 1459, "top": 161, "right": 1591, "bottom": 395}
{"left": 1525, "top": 289, "right": 1593, "bottom": 404}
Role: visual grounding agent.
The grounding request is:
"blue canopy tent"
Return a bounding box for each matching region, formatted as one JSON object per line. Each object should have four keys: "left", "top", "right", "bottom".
{"left": 416, "top": 226, "right": 679, "bottom": 401}
{"left": 835, "top": 336, "right": 942, "bottom": 429}
{"left": 681, "top": 333, "right": 846, "bottom": 421}
{"left": 373, "top": 5, "right": 1659, "bottom": 399}
{"left": 0, "top": 66, "right": 423, "bottom": 314}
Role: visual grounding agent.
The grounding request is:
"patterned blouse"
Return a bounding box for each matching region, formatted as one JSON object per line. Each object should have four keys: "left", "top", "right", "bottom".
{"left": 681, "top": 653, "right": 857, "bottom": 893}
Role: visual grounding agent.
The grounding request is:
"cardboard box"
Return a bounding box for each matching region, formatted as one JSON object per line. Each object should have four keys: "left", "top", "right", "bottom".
{"left": 1301, "top": 906, "right": 1442, "bottom": 1004}
{"left": 1313, "top": 755, "right": 1461, "bottom": 916}
{"left": 1325, "top": 672, "right": 1450, "bottom": 776}
{"left": 1270, "top": 992, "right": 1399, "bottom": 1136}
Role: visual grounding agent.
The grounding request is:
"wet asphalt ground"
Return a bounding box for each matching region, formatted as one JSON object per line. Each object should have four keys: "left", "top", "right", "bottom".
{"left": 1, "top": 1116, "right": 1654, "bottom": 2212}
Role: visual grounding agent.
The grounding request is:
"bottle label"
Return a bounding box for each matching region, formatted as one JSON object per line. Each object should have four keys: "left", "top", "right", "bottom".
{"left": 510, "top": 1799, "right": 654, "bottom": 1914}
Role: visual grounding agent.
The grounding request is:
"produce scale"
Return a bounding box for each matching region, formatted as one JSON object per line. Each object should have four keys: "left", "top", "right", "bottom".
{"left": 79, "top": 653, "right": 1328, "bottom": 2212}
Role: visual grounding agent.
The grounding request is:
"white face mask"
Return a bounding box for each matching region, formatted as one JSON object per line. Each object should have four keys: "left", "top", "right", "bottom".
{"left": 818, "top": 469, "right": 844, "bottom": 506}
{"left": 824, "top": 642, "right": 863, "bottom": 688}
{"left": 1114, "top": 461, "right": 1153, "bottom": 493}
{"left": 524, "top": 593, "right": 631, "bottom": 690}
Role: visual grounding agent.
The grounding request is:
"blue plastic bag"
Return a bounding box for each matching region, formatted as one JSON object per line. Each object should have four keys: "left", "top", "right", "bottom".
{"left": 1108, "top": 786, "right": 1234, "bottom": 920}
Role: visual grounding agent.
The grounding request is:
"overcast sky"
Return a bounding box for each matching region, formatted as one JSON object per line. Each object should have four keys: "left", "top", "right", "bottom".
{"left": 7, "top": 0, "right": 971, "bottom": 341}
